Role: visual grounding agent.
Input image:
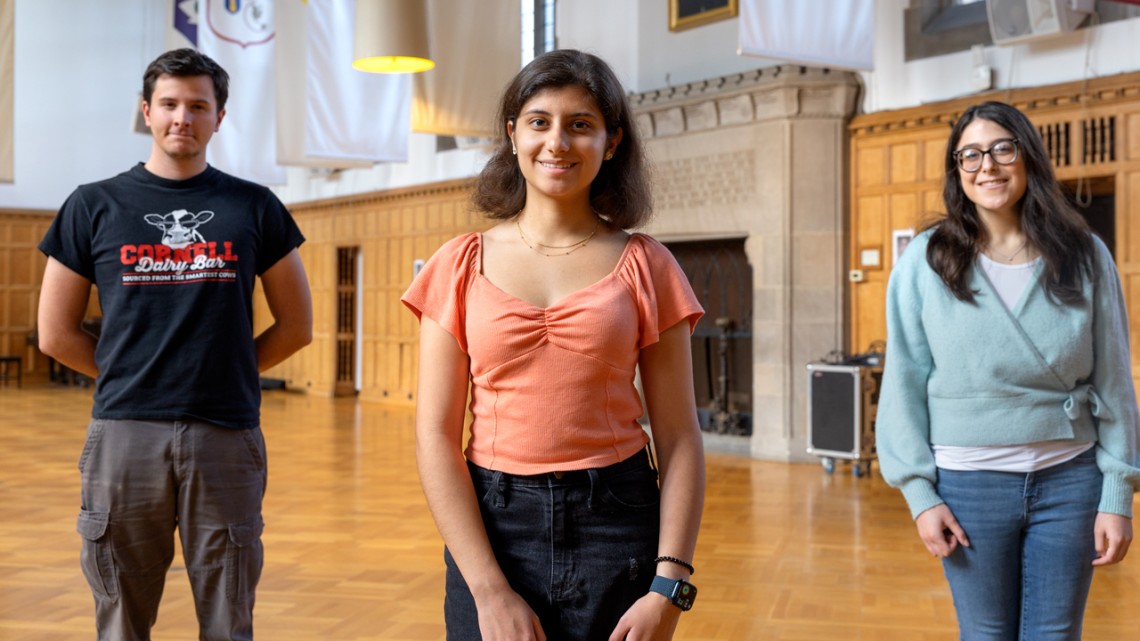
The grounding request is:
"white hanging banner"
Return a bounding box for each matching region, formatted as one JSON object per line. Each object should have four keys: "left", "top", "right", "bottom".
{"left": 738, "top": 0, "right": 874, "bottom": 72}
{"left": 197, "top": 0, "right": 287, "bottom": 184}
{"left": 299, "top": 0, "right": 410, "bottom": 164}
{"left": 276, "top": 0, "right": 410, "bottom": 167}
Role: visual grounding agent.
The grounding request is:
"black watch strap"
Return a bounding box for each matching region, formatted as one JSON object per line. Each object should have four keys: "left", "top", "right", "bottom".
{"left": 649, "top": 575, "right": 697, "bottom": 611}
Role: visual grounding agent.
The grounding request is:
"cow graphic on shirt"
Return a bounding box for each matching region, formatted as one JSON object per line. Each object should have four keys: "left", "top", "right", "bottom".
{"left": 119, "top": 209, "right": 237, "bottom": 286}
{"left": 144, "top": 209, "right": 214, "bottom": 249}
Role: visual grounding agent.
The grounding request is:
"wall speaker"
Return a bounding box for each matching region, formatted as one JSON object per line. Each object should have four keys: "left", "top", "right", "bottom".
{"left": 987, "top": 0, "right": 1095, "bottom": 45}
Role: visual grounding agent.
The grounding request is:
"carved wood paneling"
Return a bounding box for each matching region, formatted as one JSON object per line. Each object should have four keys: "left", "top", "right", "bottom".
{"left": 852, "top": 280, "right": 886, "bottom": 357}
{"left": 1128, "top": 112, "right": 1140, "bottom": 162}
{"left": 850, "top": 70, "right": 1140, "bottom": 373}
{"left": 889, "top": 193, "right": 920, "bottom": 235}
{"left": 856, "top": 146, "right": 885, "bottom": 188}
{"left": 890, "top": 143, "right": 919, "bottom": 185}
{"left": 1125, "top": 171, "right": 1140, "bottom": 266}
{"left": 261, "top": 180, "right": 484, "bottom": 402}
{"left": 0, "top": 211, "right": 52, "bottom": 373}
{"left": 924, "top": 139, "right": 947, "bottom": 182}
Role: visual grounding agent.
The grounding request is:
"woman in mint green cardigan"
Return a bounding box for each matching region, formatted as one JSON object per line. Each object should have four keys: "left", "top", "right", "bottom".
{"left": 877, "top": 101, "right": 1139, "bottom": 641}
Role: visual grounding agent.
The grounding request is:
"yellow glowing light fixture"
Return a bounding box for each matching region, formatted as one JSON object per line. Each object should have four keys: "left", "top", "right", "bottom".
{"left": 352, "top": 0, "right": 435, "bottom": 74}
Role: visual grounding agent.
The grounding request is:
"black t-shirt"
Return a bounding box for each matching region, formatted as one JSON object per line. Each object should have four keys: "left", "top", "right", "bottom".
{"left": 39, "top": 163, "right": 305, "bottom": 428}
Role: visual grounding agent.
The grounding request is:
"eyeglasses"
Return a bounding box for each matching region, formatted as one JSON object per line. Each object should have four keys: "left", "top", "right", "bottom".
{"left": 954, "top": 138, "right": 1020, "bottom": 172}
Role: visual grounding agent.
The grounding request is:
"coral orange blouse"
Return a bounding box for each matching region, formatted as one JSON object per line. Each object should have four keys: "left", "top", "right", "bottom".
{"left": 402, "top": 232, "right": 703, "bottom": 474}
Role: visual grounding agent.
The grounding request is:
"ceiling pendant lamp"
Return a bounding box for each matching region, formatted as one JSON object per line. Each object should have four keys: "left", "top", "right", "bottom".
{"left": 352, "top": 0, "right": 435, "bottom": 73}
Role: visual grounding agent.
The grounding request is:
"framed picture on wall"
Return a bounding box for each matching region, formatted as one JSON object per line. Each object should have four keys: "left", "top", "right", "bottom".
{"left": 669, "top": 0, "right": 739, "bottom": 32}
{"left": 892, "top": 229, "right": 915, "bottom": 267}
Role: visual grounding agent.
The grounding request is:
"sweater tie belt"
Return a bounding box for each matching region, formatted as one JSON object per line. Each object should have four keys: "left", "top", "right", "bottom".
{"left": 1064, "top": 384, "right": 1111, "bottom": 421}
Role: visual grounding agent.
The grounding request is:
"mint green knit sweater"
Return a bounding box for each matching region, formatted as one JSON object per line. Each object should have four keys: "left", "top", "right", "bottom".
{"left": 877, "top": 229, "right": 1140, "bottom": 519}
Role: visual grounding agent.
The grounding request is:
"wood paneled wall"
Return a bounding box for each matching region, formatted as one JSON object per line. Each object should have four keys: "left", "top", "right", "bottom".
{"left": 849, "top": 72, "right": 1140, "bottom": 378}
{"left": 260, "top": 179, "right": 487, "bottom": 403}
{"left": 0, "top": 210, "right": 53, "bottom": 373}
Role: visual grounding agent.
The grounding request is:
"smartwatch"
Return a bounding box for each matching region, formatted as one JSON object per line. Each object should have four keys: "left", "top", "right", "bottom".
{"left": 649, "top": 575, "right": 697, "bottom": 611}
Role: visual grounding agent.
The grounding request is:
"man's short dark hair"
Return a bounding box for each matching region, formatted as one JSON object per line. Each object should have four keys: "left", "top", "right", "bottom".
{"left": 142, "top": 48, "right": 230, "bottom": 111}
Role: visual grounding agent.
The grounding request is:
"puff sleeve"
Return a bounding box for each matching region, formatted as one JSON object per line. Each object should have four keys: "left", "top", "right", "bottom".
{"left": 400, "top": 233, "right": 480, "bottom": 353}
{"left": 619, "top": 234, "right": 704, "bottom": 348}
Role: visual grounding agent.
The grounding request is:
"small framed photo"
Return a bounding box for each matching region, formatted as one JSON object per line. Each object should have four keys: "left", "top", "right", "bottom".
{"left": 669, "top": 0, "right": 739, "bottom": 32}
{"left": 892, "top": 229, "right": 915, "bottom": 267}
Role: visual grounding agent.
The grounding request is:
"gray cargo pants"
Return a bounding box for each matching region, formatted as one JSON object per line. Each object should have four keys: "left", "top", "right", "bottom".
{"left": 76, "top": 419, "right": 267, "bottom": 641}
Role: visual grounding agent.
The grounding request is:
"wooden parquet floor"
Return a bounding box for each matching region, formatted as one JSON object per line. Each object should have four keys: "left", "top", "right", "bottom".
{"left": 2, "top": 382, "right": 1138, "bottom": 640}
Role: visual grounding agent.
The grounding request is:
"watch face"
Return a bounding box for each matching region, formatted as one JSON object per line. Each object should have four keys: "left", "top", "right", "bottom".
{"left": 673, "top": 581, "right": 697, "bottom": 611}
{"left": 651, "top": 575, "right": 697, "bottom": 611}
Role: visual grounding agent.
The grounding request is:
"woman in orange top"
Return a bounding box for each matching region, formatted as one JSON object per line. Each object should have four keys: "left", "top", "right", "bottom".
{"left": 402, "top": 49, "right": 706, "bottom": 641}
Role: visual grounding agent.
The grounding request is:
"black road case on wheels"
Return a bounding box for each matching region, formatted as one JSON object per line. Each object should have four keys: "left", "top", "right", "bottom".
{"left": 806, "top": 363, "right": 882, "bottom": 476}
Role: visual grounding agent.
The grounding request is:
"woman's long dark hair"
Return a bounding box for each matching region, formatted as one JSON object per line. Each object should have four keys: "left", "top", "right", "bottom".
{"left": 471, "top": 49, "right": 652, "bottom": 229}
{"left": 926, "top": 100, "right": 1095, "bottom": 304}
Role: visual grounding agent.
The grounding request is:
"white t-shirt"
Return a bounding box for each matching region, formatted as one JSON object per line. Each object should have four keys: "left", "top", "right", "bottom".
{"left": 934, "top": 255, "right": 1093, "bottom": 472}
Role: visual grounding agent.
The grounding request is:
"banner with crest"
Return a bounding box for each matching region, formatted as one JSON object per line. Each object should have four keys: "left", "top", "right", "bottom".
{"left": 194, "top": 0, "right": 287, "bottom": 184}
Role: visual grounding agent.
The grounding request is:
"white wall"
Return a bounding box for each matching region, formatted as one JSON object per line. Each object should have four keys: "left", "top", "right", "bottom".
{"left": 861, "top": 0, "right": 1140, "bottom": 113}
{"left": 269, "top": 135, "right": 490, "bottom": 205}
{"left": 553, "top": 0, "right": 639, "bottom": 90}
{"left": 633, "top": 0, "right": 770, "bottom": 92}
{"left": 553, "top": 0, "right": 773, "bottom": 92}
{"left": 0, "top": 0, "right": 162, "bottom": 210}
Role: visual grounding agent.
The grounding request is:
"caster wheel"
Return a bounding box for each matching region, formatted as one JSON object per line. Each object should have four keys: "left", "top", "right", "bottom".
{"left": 853, "top": 462, "right": 864, "bottom": 477}
{"left": 821, "top": 457, "right": 836, "bottom": 475}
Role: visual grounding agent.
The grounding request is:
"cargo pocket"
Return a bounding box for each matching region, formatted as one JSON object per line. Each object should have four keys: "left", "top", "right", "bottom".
{"left": 77, "top": 420, "right": 106, "bottom": 473}
{"left": 225, "top": 516, "right": 264, "bottom": 605}
{"left": 76, "top": 509, "right": 119, "bottom": 602}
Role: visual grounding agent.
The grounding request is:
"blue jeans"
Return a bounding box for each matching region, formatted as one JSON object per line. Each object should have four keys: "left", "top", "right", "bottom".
{"left": 937, "top": 448, "right": 1101, "bottom": 641}
{"left": 444, "top": 449, "right": 661, "bottom": 641}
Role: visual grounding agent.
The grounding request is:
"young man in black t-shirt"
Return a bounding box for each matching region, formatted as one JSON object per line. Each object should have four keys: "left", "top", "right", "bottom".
{"left": 37, "top": 48, "right": 312, "bottom": 641}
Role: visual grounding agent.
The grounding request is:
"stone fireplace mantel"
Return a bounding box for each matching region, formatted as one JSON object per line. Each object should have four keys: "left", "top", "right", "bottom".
{"left": 630, "top": 66, "right": 861, "bottom": 462}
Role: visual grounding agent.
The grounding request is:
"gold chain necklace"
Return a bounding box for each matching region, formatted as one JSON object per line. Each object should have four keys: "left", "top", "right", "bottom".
{"left": 516, "top": 218, "right": 599, "bottom": 257}
{"left": 989, "top": 239, "right": 1028, "bottom": 262}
